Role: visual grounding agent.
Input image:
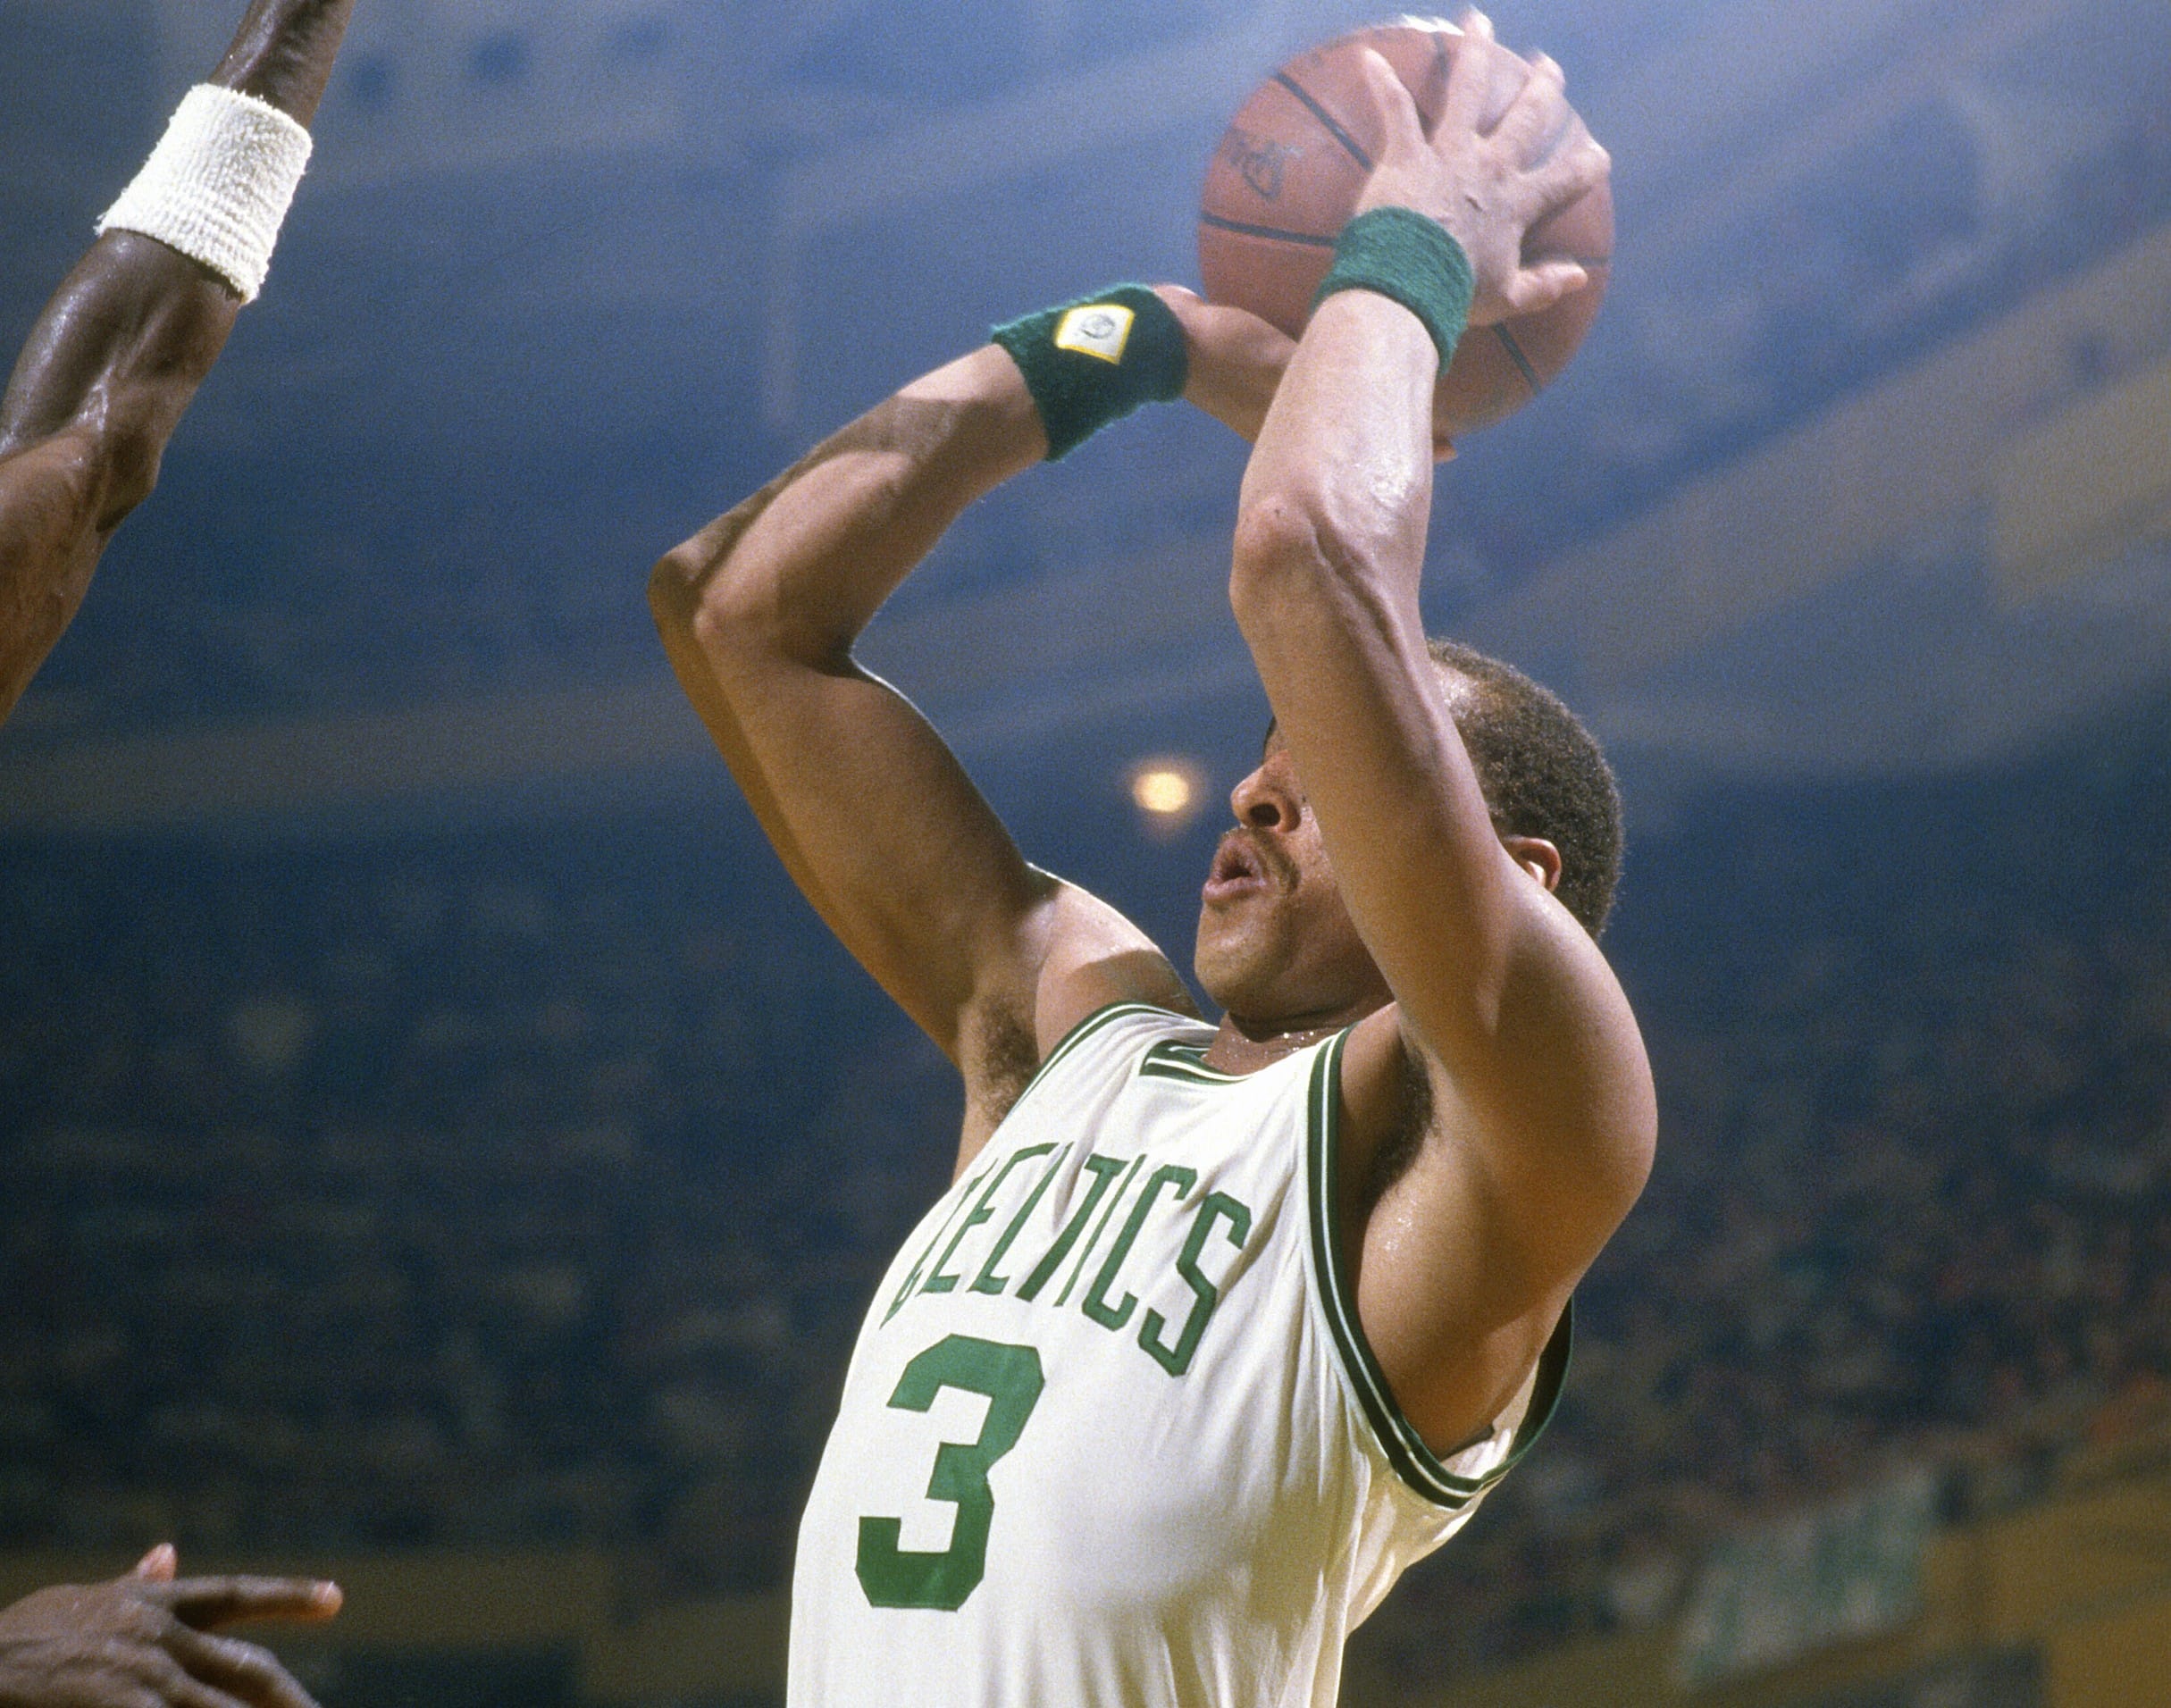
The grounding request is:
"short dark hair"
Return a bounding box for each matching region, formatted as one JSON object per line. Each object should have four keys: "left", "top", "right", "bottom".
{"left": 1427, "top": 638, "right": 1622, "bottom": 936}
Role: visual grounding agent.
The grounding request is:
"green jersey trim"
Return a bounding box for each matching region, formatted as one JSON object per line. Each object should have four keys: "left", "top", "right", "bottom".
{"left": 1304, "top": 1029, "right": 1573, "bottom": 1509}
{"left": 1000, "top": 1001, "right": 1188, "bottom": 1131}
{"left": 1138, "top": 1039, "right": 1246, "bottom": 1085}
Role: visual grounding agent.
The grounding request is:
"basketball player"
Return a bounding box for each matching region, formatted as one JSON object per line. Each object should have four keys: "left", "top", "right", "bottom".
{"left": 651, "top": 19, "right": 1652, "bottom": 1704}
{"left": 0, "top": 4, "right": 353, "bottom": 1704}
{"left": 0, "top": 0, "right": 353, "bottom": 727}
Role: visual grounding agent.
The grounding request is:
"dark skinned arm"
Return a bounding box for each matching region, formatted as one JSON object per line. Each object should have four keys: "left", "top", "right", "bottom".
{"left": 0, "top": 15, "right": 358, "bottom": 1701}
{"left": 0, "top": 0, "right": 357, "bottom": 726}
{"left": 650, "top": 349, "right": 1202, "bottom": 1169}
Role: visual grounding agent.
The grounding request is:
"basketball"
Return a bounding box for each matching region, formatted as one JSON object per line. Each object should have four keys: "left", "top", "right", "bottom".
{"left": 1198, "top": 18, "right": 1613, "bottom": 435}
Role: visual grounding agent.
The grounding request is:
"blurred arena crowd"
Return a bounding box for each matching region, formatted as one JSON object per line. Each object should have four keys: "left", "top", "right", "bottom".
{"left": 1361, "top": 703, "right": 2171, "bottom": 1676}
{"left": 4, "top": 695, "right": 2167, "bottom": 1683}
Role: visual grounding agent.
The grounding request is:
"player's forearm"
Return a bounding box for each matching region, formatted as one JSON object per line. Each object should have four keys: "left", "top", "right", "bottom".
{"left": 0, "top": 235, "right": 244, "bottom": 729}
{"left": 1233, "top": 289, "right": 1436, "bottom": 576}
{"left": 1230, "top": 293, "right": 1532, "bottom": 1026}
{"left": 1225, "top": 292, "right": 1456, "bottom": 850}
{"left": 0, "top": 230, "right": 250, "bottom": 731}
{"left": 0, "top": 239, "right": 238, "bottom": 502}
{"left": 1226, "top": 304, "right": 1433, "bottom": 808}
{"left": 0, "top": 0, "right": 354, "bottom": 695}
{"left": 212, "top": 0, "right": 360, "bottom": 127}
{"left": 0, "top": 0, "right": 352, "bottom": 462}
{"left": 651, "top": 345, "right": 1044, "bottom": 673}
{"left": 0, "top": 438, "right": 114, "bottom": 724}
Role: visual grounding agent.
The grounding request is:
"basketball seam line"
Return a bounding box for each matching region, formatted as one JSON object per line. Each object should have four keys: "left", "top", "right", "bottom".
{"left": 1270, "top": 71, "right": 1372, "bottom": 173}
{"left": 1198, "top": 212, "right": 1337, "bottom": 248}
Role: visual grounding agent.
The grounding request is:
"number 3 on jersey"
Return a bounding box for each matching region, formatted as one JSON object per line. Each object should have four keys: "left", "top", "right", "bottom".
{"left": 855, "top": 1335, "right": 1045, "bottom": 1611}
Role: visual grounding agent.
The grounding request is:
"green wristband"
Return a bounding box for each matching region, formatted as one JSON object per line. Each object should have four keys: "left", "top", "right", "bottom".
{"left": 991, "top": 283, "right": 1188, "bottom": 460}
{"left": 1314, "top": 206, "right": 1474, "bottom": 370}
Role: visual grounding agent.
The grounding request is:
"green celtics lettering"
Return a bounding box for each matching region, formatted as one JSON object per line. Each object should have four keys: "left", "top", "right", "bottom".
{"left": 882, "top": 1144, "right": 1255, "bottom": 1379}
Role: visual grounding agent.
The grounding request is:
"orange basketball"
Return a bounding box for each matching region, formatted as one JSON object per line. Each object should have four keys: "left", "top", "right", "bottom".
{"left": 1198, "top": 18, "right": 1613, "bottom": 435}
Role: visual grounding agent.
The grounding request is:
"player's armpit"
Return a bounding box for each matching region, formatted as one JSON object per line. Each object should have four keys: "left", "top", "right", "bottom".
{"left": 1331, "top": 996, "right": 1645, "bottom": 1454}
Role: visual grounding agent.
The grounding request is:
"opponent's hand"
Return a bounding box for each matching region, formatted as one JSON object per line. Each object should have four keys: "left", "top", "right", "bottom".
{"left": 1351, "top": 10, "right": 1608, "bottom": 328}
{"left": 0, "top": 1545, "right": 340, "bottom": 1708}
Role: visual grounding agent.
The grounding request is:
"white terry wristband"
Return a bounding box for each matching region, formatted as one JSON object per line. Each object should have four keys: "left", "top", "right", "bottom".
{"left": 97, "top": 85, "right": 314, "bottom": 304}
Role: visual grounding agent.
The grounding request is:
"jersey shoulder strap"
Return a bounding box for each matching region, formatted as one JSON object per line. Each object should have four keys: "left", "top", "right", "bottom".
{"left": 1002, "top": 1000, "right": 1207, "bottom": 1125}
{"left": 1304, "top": 1027, "right": 1573, "bottom": 1509}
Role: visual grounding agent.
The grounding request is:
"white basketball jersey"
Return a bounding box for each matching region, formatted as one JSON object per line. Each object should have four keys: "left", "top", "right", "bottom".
{"left": 788, "top": 1003, "right": 1568, "bottom": 1708}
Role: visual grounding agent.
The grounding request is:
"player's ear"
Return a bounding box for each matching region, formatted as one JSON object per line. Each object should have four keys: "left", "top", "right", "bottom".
{"left": 1502, "top": 834, "right": 1561, "bottom": 894}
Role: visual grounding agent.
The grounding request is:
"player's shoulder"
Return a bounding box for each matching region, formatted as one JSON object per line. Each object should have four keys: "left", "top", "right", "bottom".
{"left": 1029, "top": 877, "right": 1199, "bottom": 1057}
{"left": 951, "top": 877, "right": 1199, "bottom": 1168}
{"left": 955, "top": 990, "right": 1201, "bottom": 1172}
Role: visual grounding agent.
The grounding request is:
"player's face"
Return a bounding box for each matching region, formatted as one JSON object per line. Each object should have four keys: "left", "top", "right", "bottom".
{"left": 1192, "top": 730, "right": 1395, "bottom": 1027}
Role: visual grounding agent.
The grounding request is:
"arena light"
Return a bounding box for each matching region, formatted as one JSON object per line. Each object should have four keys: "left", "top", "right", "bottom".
{"left": 1133, "top": 766, "right": 1193, "bottom": 816}
{"left": 1127, "top": 755, "right": 1209, "bottom": 840}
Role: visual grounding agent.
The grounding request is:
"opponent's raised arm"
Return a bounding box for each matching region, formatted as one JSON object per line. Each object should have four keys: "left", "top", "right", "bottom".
{"left": 1225, "top": 29, "right": 1649, "bottom": 1376}
{"left": 651, "top": 325, "right": 1197, "bottom": 1154}
{"left": 0, "top": 0, "right": 356, "bottom": 726}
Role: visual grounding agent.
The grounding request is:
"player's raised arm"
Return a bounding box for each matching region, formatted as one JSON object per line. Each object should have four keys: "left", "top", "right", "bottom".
{"left": 650, "top": 326, "right": 1200, "bottom": 1158}
{"left": 0, "top": 0, "right": 356, "bottom": 726}
{"left": 1223, "top": 31, "right": 1652, "bottom": 1439}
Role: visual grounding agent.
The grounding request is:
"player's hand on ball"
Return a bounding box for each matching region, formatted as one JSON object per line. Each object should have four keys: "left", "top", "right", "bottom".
{"left": 1153, "top": 285, "right": 1293, "bottom": 443}
{"left": 1153, "top": 285, "right": 1456, "bottom": 460}
{"left": 1154, "top": 286, "right": 1458, "bottom": 460}
{"left": 1352, "top": 12, "right": 1609, "bottom": 328}
{"left": 0, "top": 1544, "right": 340, "bottom": 1708}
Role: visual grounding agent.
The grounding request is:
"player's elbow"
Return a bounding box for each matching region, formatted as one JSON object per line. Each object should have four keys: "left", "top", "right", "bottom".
{"left": 89, "top": 417, "right": 165, "bottom": 530}
{"left": 1229, "top": 482, "right": 1394, "bottom": 633}
{"left": 657, "top": 546, "right": 832, "bottom": 687}
{"left": 649, "top": 542, "right": 744, "bottom": 651}
{"left": 1230, "top": 490, "right": 1329, "bottom": 609}
{"left": 647, "top": 544, "right": 708, "bottom": 637}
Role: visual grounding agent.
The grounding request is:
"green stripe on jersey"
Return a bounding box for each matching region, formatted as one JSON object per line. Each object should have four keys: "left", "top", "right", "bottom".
{"left": 1002, "top": 1002, "right": 1186, "bottom": 1126}
{"left": 1139, "top": 1040, "right": 1246, "bottom": 1084}
{"left": 1304, "top": 1031, "right": 1572, "bottom": 1508}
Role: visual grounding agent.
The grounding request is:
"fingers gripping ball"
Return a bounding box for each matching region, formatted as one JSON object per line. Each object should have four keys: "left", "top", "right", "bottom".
{"left": 1199, "top": 17, "right": 1613, "bottom": 434}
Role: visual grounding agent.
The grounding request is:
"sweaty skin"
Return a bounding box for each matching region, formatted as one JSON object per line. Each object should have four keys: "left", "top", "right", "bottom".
{"left": 653, "top": 15, "right": 1651, "bottom": 1458}
{"left": 0, "top": 7, "right": 357, "bottom": 1705}
{"left": 0, "top": 0, "right": 356, "bottom": 727}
